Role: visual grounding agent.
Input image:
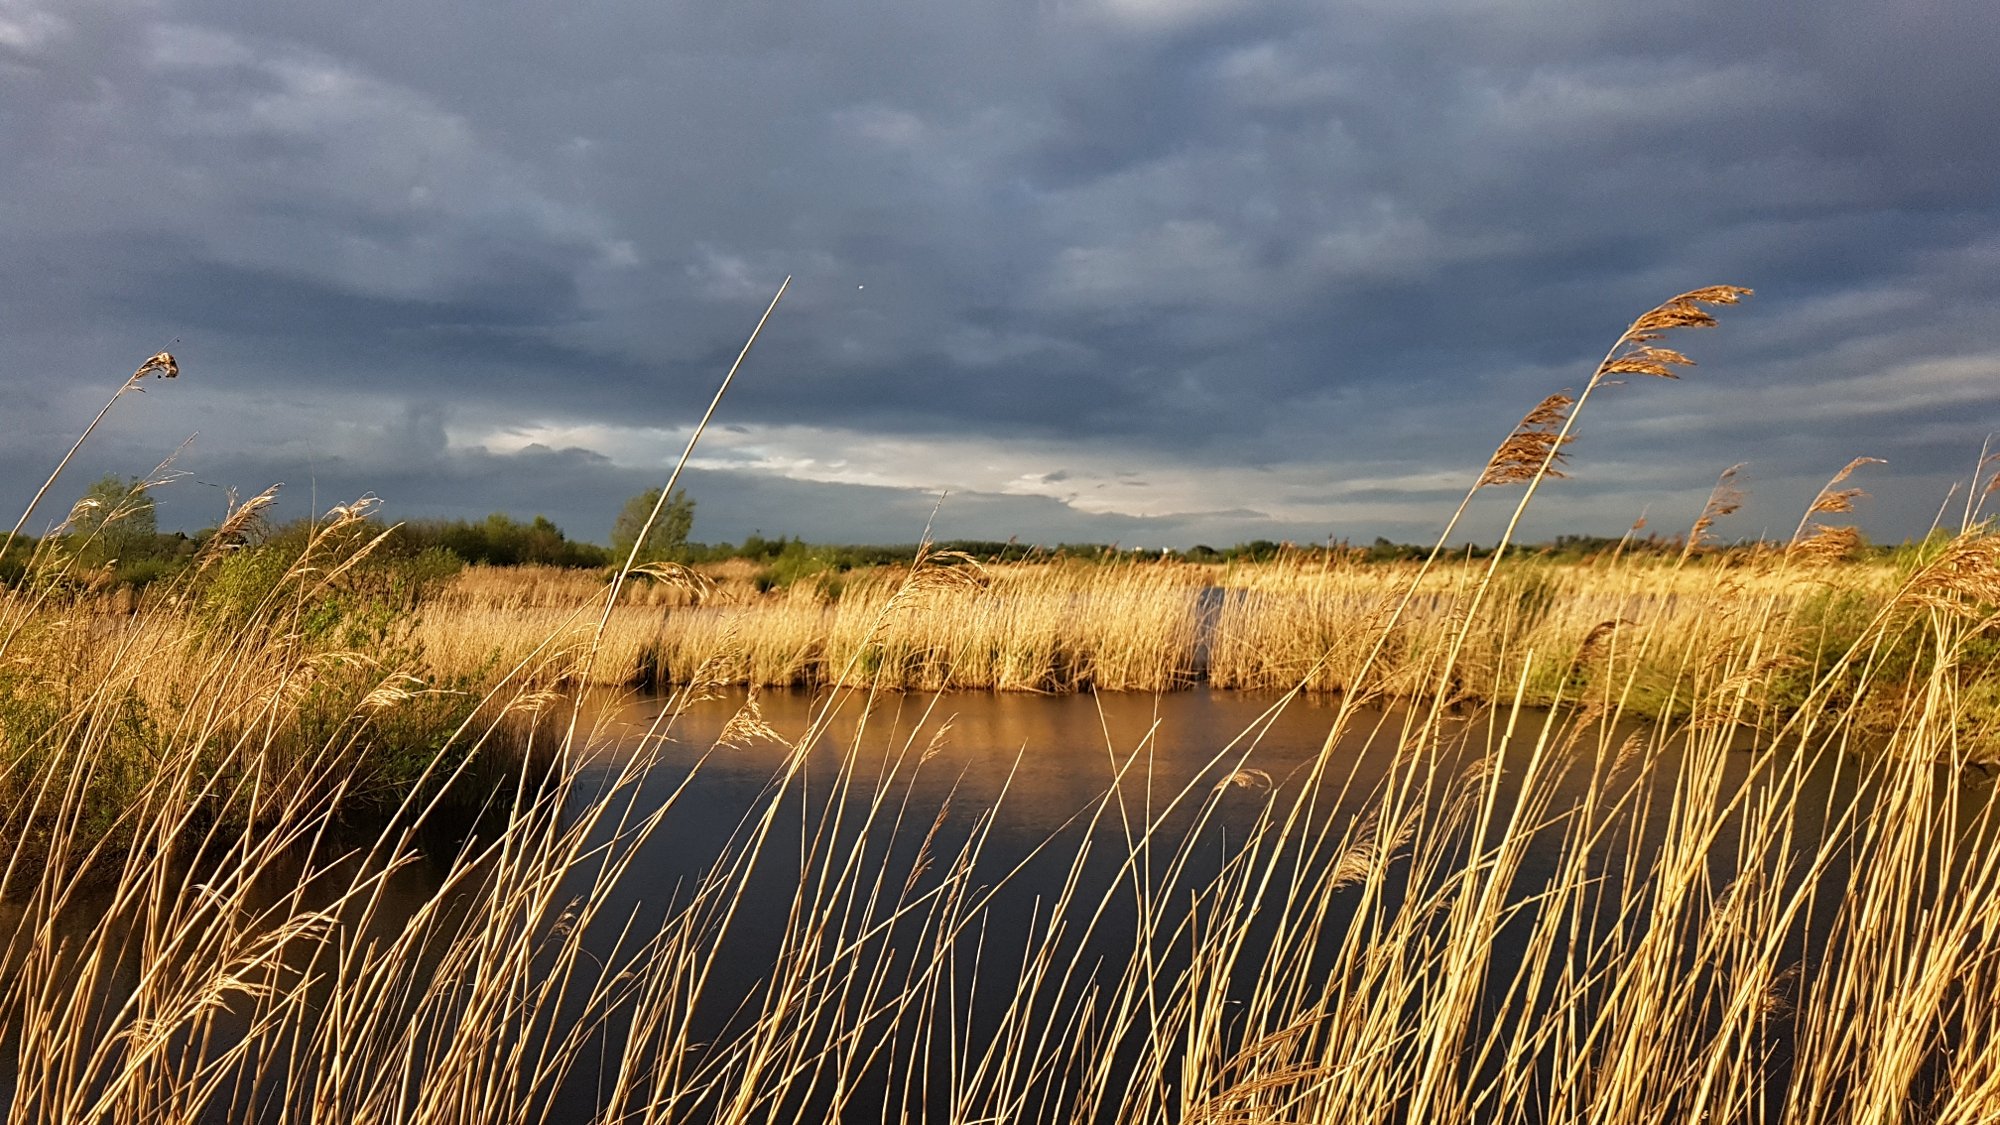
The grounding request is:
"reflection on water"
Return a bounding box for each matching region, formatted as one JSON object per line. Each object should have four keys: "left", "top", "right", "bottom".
{"left": 6, "top": 685, "right": 1996, "bottom": 1122}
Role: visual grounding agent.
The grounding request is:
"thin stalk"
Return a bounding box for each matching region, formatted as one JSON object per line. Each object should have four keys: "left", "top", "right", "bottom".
{"left": 1425, "top": 288, "right": 1749, "bottom": 723}
{"left": 567, "top": 277, "right": 790, "bottom": 746}
{"left": 2, "top": 353, "right": 176, "bottom": 567}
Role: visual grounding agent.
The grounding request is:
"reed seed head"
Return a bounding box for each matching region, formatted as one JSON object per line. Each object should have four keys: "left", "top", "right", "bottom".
{"left": 633, "top": 561, "right": 714, "bottom": 601}
{"left": 361, "top": 673, "right": 429, "bottom": 711}
{"left": 1623, "top": 285, "right": 1754, "bottom": 342}
{"left": 1902, "top": 534, "right": 2000, "bottom": 613}
{"left": 1687, "top": 463, "right": 1747, "bottom": 553}
{"left": 718, "top": 691, "right": 784, "bottom": 748}
{"left": 1597, "top": 286, "right": 1753, "bottom": 391}
{"left": 1480, "top": 393, "right": 1575, "bottom": 487}
{"left": 196, "top": 484, "right": 282, "bottom": 572}
{"left": 1216, "top": 767, "right": 1273, "bottom": 792}
{"left": 1807, "top": 457, "right": 1885, "bottom": 516}
{"left": 1787, "top": 524, "right": 1862, "bottom": 565}
{"left": 1602, "top": 344, "right": 1698, "bottom": 379}
{"left": 132, "top": 351, "right": 179, "bottom": 382}
{"left": 1576, "top": 618, "right": 1632, "bottom": 663}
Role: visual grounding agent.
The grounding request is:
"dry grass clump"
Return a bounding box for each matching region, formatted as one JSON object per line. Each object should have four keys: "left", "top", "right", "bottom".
{"left": 632, "top": 557, "right": 1210, "bottom": 693}
{"left": 1207, "top": 553, "right": 1898, "bottom": 718}
{"left": 438, "top": 561, "right": 762, "bottom": 611}
{"left": 0, "top": 498, "right": 546, "bottom": 879}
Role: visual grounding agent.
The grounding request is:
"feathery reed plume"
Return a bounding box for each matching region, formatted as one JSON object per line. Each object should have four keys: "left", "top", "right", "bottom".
{"left": 360, "top": 673, "right": 432, "bottom": 711}
{"left": 1215, "top": 767, "right": 1273, "bottom": 792}
{"left": 918, "top": 717, "right": 957, "bottom": 764}
{"left": 1479, "top": 394, "right": 1575, "bottom": 487}
{"left": 1607, "top": 512, "right": 1649, "bottom": 563}
{"left": 885, "top": 549, "right": 991, "bottom": 607}
{"left": 1803, "top": 457, "right": 1884, "bottom": 518}
{"left": 1392, "top": 286, "right": 1752, "bottom": 751}
{"left": 1899, "top": 533, "right": 2000, "bottom": 614}
{"left": 134, "top": 351, "right": 179, "bottom": 379}
{"left": 1, "top": 350, "right": 183, "bottom": 567}
{"left": 1681, "top": 463, "right": 1746, "bottom": 562}
{"left": 1485, "top": 284, "right": 1751, "bottom": 530}
{"left": 1622, "top": 285, "right": 1754, "bottom": 341}
{"left": 1574, "top": 618, "right": 1631, "bottom": 665}
{"left": 920, "top": 549, "right": 992, "bottom": 585}
{"left": 1302, "top": 287, "right": 1754, "bottom": 758}
{"left": 866, "top": 547, "right": 996, "bottom": 662}
{"left": 42, "top": 451, "right": 190, "bottom": 587}
{"left": 62, "top": 494, "right": 102, "bottom": 526}
{"left": 632, "top": 560, "right": 714, "bottom": 602}
{"left": 717, "top": 691, "right": 784, "bottom": 748}
{"left": 1788, "top": 524, "right": 1863, "bottom": 565}
{"left": 195, "top": 484, "right": 282, "bottom": 572}
{"left": 1961, "top": 447, "right": 2000, "bottom": 530}
{"left": 1788, "top": 457, "right": 1882, "bottom": 560}
{"left": 1325, "top": 811, "right": 1414, "bottom": 890}
{"left": 1425, "top": 287, "right": 1747, "bottom": 571}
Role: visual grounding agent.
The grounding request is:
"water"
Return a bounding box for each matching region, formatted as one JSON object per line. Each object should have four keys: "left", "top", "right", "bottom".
{"left": 6, "top": 687, "right": 1996, "bottom": 1122}
{"left": 546, "top": 688, "right": 1365, "bottom": 1119}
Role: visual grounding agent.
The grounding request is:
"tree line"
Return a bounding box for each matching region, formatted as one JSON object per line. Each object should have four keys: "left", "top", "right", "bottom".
{"left": 0, "top": 478, "right": 699, "bottom": 587}
{"left": 3, "top": 474, "right": 1879, "bottom": 593}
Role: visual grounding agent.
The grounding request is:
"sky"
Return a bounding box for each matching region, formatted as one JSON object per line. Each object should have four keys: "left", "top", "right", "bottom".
{"left": 3, "top": 0, "right": 1998, "bottom": 550}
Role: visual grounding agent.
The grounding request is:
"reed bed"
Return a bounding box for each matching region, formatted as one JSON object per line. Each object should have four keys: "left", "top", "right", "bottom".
{"left": 5, "top": 286, "right": 2000, "bottom": 1123}
{"left": 437, "top": 560, "right": 766, "bottom": 611}
{"left": 415, "top": 554, "right": 1905, "bottom": 723}
{"left": 410, "top": 559, "right": 1217, "bottom": 693}
{"left": 1208, "top": 553, "right": 1900, "bottom": 707}
{"left": 638, "top": 559, "right": 1211, "bottom": 692}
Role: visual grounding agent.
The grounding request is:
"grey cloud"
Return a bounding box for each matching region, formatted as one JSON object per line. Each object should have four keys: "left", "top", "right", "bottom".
{"left": 3, "top": 0, "right": 1997, "bottom": 547}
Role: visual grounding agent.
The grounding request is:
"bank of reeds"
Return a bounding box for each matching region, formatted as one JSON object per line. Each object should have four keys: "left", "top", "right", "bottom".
{"left": 0, "top": 496, "right": 545, "bottom": 878}
{"left": 413, "top": 552, "right": 1907, "bottom": 724}
{"left": 5, "top": 286, "right": 2000, "bottom": 1123}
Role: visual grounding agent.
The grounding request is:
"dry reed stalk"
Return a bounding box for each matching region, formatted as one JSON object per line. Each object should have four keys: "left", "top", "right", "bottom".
{"left": 1453, "top": 288, "right": 1749, "bottom": 578}
{"left": 1, "top": 352, "right": 180, "bottom": 569}
{"left": 577, "top": 278, "right": 789, "bottom": 700}
{"left": 1681, "top": 462, "right": 1746, "bottom": 562}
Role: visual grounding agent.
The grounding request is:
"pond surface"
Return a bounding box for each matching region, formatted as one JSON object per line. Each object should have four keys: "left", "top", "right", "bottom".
{"left": 531, "top": 686, "right": 1947, "bottom": 1121}
{"left": 547, "top": 688, "right": 1395, "bottom": 1118}
{"left": 7, "top": 686, "right": 1996, "bottom": 1122}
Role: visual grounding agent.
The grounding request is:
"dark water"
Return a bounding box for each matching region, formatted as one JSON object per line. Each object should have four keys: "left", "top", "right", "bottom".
{"left": 547, "top": 688, "right": 1371, "bottom": 1119}
{"left": 534, "top": 687, "right": 1987, "bottom": 1122}
{"left": 7, "top": 687, "right": 1996, "bottom": 1122}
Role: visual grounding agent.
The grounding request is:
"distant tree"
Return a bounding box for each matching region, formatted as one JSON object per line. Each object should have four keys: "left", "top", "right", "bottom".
{"left": 1230, "top": 539, "right": 1283, "bottom": 563}
{"left": 70, "top": 474, "right": 158, "bottom": 565}
{"left": 610, "top": 488, "right": 695, "bottom": 565}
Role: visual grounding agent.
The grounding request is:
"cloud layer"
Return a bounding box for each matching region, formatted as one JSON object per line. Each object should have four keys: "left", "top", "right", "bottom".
{"left": 5, "top": 0, "right": 1997, "bottom": 547}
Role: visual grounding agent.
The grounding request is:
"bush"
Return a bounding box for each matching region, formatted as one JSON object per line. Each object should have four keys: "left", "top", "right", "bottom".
{"left": 404, "top": 513, "right": 610, "bottom": 568}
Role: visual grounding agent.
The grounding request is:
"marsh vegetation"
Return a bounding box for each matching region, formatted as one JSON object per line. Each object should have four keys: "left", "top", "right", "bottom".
{"left": 4, "top": 287, "right": 2000, "bottom": 1123}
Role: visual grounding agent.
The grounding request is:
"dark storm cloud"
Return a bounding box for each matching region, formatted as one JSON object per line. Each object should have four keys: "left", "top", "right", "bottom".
{"left": 4, "top": 0, "right": 1998, "bottom": 546}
